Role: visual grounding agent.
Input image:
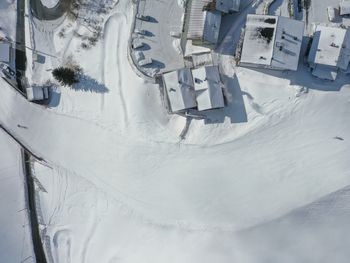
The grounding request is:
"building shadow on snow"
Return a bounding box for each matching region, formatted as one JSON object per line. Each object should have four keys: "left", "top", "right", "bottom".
{"left": 48, "top": 86, "right": 61, "bottom": 108}
{"left": 201, "top": 74, "right": 248, "bottom": 124}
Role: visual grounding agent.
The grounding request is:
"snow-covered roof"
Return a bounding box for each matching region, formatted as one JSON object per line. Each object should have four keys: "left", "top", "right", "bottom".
{"left": 0, "top": 42, "right": 10, "bottom": 63}
{"left": 163, "top": 68, "right": 197, "bottom": 112}
{"left": 215, "top": 0, "right": 240, "bottom": 13}
{"left": 340, "top": 0, "right": 350, "bottom": 15}
{"left": 240, "top": 15, "right": 304, "bottom": 71}
{"left": 192, "top": 66, "right": 224, "bottom": 111}
{"left": 187, "top": 0, "right": 221, "bottom": 45}
{"left": 308, "top": 25, "right": 350, "bottom": 70}
{"left": 26, "top": 87, "right": 46, "bottom": 101}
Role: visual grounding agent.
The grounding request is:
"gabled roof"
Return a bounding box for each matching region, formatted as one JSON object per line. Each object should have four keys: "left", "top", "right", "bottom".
{"left": 308, "top": 25, "right": 350, "bottom": 70}
{"left": 192, "top": 66, "right": 224, "bottom": 111}
{"left": 163, "top": 69, "right": 197, "bottom": 112}
{"left": 240, "top": 15, "right": 304, "bottom": 71}
{"left": 187, "top": 0, "right": 221, "bottom": 45}
{"left": 215, "top": 0, "right": 240, "bottom": 13}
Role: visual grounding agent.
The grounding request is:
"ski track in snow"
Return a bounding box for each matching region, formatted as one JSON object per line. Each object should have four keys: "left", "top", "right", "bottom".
{"left": 103, "top": 12, "right": 129, "bottom": 128}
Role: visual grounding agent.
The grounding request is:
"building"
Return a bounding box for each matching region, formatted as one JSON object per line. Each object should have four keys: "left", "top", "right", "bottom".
{"left": 26, "top": 86, "right": 49, "bottom": 102}
{"left": 308, "top": 25, "right": 350, "bottom": 80}
{"left": 0, "top": 42, "right": 10, "bottom": 63}
{"left": 216, "top": 0, "right": 240, "bottom": 13}
{"left": 187, "top": 0, "right": 222, "bottom": 47}
{"left": 239, "top": 15, "right": 304, "bottom": 71}
{"left": 163, "top": 68, "right": 197, "bottom": 113}
{"left": 192, "top": 66, "right": 225, "bottom": 111}
{"left": 340, "top": 0, "right": 350, "bottom": 16}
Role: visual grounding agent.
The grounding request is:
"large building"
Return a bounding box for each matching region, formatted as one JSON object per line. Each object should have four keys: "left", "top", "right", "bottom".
{"left": 187, "top": 0, "right": 222, "bottom": 47}
{"left": 163, "top": 66, "right": 225, "bottom": 112}
{"left": 163, "top": 68, "right": 197, "bottom": 113}
{"left": 192, "top": 66, "right": 225, "bottom": 111}
{"left": 239, "top": 15, "right": 304, "bottom": 71}
{"left": 308, "top": 25, "right": 350, "bottom": 80}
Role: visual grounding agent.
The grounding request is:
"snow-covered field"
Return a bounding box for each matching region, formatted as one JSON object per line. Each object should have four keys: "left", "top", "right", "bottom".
{"left": 1, "top": 0, "right": 350, "bottom": 262}
{"left": 0, "top": 131, "right": 35, "bottom": 263}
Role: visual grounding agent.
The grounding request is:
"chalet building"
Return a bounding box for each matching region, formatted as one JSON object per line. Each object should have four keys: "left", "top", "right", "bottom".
{"left": 239, "top": 14, "right": 304, "bottom": 71}
{"left": 187, "top": 0, "right": 222, "bottom": 47}
{"left": 186, "top": 0, "right": 240, "bottom": 48}
{"left": 163, "top": 66, "right": 225, "bottom": 112}
{"left": 192, "top": 66, "right": 225, "bottom": 111}
{"left": 163, "top": 68, "right": 197, "bottom": 113}
{"left": 308, "top": 25, "right": 350, "bottom": 80}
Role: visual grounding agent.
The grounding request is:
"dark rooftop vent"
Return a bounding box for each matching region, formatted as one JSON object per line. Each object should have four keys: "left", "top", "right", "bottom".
{"left": 257, "top": 27, "right": 275, "bottom": 43}
{"left": 264, "top": 18, "right": 276, "bottom": 24}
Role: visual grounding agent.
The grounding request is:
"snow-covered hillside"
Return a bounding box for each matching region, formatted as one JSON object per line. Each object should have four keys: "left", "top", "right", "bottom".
{"left": 0, "top": 0, "right": 350, "bottom": 262}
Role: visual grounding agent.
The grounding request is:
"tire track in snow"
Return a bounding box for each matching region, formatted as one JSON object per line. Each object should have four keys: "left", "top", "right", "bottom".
{"left": 102, "top": 12, "right": 129, "bottom": 127}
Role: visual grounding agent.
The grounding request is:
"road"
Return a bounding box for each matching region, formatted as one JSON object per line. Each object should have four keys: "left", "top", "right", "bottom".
{"left": 15, "top": 0, "right": 26, "bottom": 93}
{"left": 30, "top": 0, "right": 67, "bottom": 20}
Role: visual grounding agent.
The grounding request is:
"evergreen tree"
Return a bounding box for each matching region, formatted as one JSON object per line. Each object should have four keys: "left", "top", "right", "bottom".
{"left": 52, "top": 67, "right": 79, "bottom": 86}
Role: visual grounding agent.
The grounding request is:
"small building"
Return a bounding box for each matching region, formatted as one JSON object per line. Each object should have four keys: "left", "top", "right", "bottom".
{"left": 26, "top": 86, "right": 49, "bottom": 102}
{"left": 216, "top": 0, "right": 240, "bottom": 13}
{"left": 0, "top": 42, "right": 10, "bottom": 63}
{"left": 192, "top": 66, "right": 225, "bottom": 111}
{"left": 340, "top": 0, "right": 350, "bottom": 16}
{"left": 163, "top": 68, "right": 197, "bottom": 113}
{"left": 308, "top": 25, "right": 350, "bottom": 80}
{"left": 239, "top": 14, "right": 304, "bottom": 71}
{"left": 187, "top": 0, "right": 222, "bottom": 47}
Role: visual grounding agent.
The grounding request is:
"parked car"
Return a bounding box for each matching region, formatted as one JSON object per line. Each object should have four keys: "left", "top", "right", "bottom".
{"left": 132, "top": 39, "right": 144, "bottom": 49}
{"left": 136, "top": 14, "right": 151, "bottom": 21}
{"left": 139, "top": 57, "right": 153, "bottom": 66}
{"left": 135, "top": 29, "right": 147, "bottom": 35}
{"left": 0, "top": 62, "right": 16, "bottom": 81}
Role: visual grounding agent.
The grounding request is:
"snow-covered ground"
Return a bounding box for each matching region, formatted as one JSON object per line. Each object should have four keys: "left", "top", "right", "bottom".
{"left": 0, "top": 130, "right": 35, "bottom": 263}
{"left": 1, "top": 0, "right": 350, "bottom": 262}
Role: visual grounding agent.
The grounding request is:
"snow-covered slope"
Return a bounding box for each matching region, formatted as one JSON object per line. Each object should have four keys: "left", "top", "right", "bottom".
{"left": 0, "top": 0, "right": 350, "bottom": 262}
